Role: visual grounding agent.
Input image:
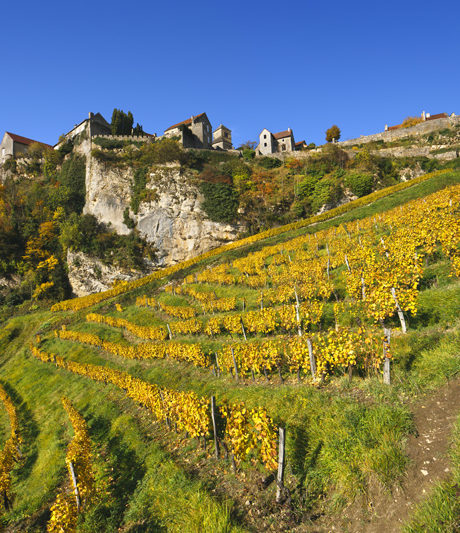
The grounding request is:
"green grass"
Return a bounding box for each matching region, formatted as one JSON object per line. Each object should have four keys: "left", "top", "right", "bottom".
{"left": 1, "top": 168, "right": 459, "bottom": 530}
{"left": 403, "top": 414, "right": 460, "bottom": 533}
{"left": 0, "top": 315, "right": 245, "bottom": 532}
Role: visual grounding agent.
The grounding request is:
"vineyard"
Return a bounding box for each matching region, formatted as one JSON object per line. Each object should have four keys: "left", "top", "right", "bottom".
{"left": 0, "top": 169, "right": 459, "bottom": 532}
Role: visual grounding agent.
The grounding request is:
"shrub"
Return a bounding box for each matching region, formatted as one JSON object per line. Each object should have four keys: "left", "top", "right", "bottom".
{"left": 93, "top": 137, "right": 125, "bottom": 150}
{"left": 123, "top": 208, "right": 136, "bottom": 229}
{"left": 131, "top": 167, "right": 149, "bottom": 214}
{"left": 311, "top": 175, "right": 342, "bottom": 213}
{"left": 199, "top": 181, "right": 239, "bottom": 223}
{"left": 59, "top": 154, "right": 86, "bottom": 213}
{"left": 401, "top": 116, "right": 423, "bottom": 128}
{"left": 258, "top": 156, "right": 282, "bottom": 169}
{"left": 344, "top": 172, "right": 374, "bottom": 197}
{"left": 242, "top": 148, "right": 255, "bottom": 161}
{"left": 2, "top": 158, "right": 17, "bottom": 173}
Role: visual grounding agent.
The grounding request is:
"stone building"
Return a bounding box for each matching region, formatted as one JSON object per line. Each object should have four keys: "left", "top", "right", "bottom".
{"left": 256, "top": 128, "right": 295, "bottom": 155}
{"left": 0, "top": 131, "right": 52, "bottom": 163}
{"left": 163, "top": 113, "right": 212, "bottom": 149}
{"left": 55, "top": 112, "right": 111, "bottom": 147}
{"left": 295, "top": 140, "right": 307, "bottom": 150}
{"left": 212, "top": 124, "right": 232, "bottom": 150}
{"left": 384, "top": 111, "right": 452, "bottom": 131}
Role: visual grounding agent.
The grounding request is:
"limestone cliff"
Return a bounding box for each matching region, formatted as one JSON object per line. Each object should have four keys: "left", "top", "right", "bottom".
{"left": 67, "top": 250, "right": 145, "bottom": 297}
{"left": 84, "top": 158, "right": 242, "bottom": 266}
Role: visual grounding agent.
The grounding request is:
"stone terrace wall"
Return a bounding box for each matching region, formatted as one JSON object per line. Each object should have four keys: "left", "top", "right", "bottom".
{"left": 92, "top": 134, "right": 155, "bottom": 143}
{"left": 339, "top": 116, "right": 460, "bottom": 146}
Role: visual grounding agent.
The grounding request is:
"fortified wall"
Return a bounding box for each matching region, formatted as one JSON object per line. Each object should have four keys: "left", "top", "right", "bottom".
{"left": 339, "top": 115, "right": 460, "bottom": 147}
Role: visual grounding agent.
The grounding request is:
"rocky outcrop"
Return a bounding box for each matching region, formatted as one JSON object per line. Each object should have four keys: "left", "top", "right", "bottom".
{"left": 67, "top": 250, "right": 143, "bottom": 297}
{"left": 84, "top": 159, "right": 242, "bottom": 266}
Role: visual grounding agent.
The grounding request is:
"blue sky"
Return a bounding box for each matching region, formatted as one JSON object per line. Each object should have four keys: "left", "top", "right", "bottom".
{"left": 1, "top": 0, "right": 458, "bottom": 147}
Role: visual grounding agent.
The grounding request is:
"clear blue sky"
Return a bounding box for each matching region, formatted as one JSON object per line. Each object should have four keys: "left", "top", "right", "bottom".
{"left": 1, "top": 0, "right": 458, "bottom": 147}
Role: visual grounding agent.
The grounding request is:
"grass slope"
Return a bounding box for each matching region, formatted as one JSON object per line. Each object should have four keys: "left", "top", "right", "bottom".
{"left": 0, "top": 168, "right": 459, "bottom": 532}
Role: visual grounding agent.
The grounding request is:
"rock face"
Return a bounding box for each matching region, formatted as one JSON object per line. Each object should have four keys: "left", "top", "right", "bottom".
{"left": 67, "top": 250, "right": 143, "bottom": 297}
{"left": 84, "top": 159, "right": 242, "bottom": 266}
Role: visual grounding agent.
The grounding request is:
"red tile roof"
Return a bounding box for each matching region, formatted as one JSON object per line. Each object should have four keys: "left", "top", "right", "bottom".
{"left": 273, "top": 129, "right": 292, "bottom": 140}
{"left": 295, "top": 140, "right": 306, "bottom": 146}
{"left": 165, "top": 113, "right": 207, "bottom": 132}
{"left": 427, "top": 113, "right": 448, "bottom": 121}
{"left": 5, "top": 132, "right": 53, "bottom": 148}
{"left": 387, "top": 125, "right": 402, "bottom": 131}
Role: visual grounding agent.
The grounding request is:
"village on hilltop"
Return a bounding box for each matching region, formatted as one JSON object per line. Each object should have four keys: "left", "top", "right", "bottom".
{"left": 1, "top": 109, "right": 457, "bottom": 164}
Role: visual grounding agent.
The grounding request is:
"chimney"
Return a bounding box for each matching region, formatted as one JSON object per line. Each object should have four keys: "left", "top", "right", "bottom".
{"left": 421, "top": 110, "right": 426, "bottom": 121}
{"left": 385, "top": 124, "right": 388, "bottom": 131}
{"left": 288, "top": 127, "right": 291, "bottom": 132}
{"left": 89, "top": 112, "right": 94, "bottom": 119}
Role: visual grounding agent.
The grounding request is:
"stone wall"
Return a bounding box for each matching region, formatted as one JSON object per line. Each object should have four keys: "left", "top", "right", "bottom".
{"left": 339, "top": 116, "right": 460, "bottom": 146}
{"left": 92, "top": 134, "right": 155, "bottom": 143}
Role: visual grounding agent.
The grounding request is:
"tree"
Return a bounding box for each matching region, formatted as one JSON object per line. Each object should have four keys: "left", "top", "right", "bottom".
{"left": 111, "top": 109, "right": 138, "bottom": 135}
{"left": 326, "top": 125, "right": 341, "bottom": 143}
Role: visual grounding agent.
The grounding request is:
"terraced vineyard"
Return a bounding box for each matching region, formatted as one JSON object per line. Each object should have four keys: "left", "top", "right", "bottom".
{"left": 0, "top": 169, "right": 459, "bottom": 532}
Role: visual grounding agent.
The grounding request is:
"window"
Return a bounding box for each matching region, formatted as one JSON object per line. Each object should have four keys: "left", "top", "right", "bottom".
{"left": 282, "top": 145, "right": 286, "bottom": 151}
{"left": 224, "top": 132, "right": 228, "bottom": 138}
{"left": 264, "top": 142, "right": 267, "bottom": 147}
{"left": 263, "top": 134, "right": 267, "bottom": 139}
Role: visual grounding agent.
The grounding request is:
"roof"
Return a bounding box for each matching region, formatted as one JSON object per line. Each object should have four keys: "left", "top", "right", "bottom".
{"left": 295, "top": 140, "right": 306, "bottom": 146}
{"left": 165, "top": 113, "right": 208, "bottom": 132}
{"left": 427, "top": 113, "right": 448, "bottom": 121}
{"left": 5, "top": 132, "right": 53, "bottom": 148}
{"left": 273, "top": 130, "right": 293, "bottom": 140}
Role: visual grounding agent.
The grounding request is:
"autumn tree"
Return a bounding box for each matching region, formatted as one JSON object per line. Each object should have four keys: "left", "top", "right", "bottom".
{"left": 326, "top": 125, "right": 341, "bottom": 143}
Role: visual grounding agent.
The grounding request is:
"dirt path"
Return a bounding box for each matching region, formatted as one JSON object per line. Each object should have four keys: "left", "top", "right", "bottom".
{"left": 344, "top": 378, "right": 460, "bottom": 533}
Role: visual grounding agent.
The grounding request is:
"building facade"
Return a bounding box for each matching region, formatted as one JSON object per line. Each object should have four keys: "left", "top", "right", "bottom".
{"left": 163, "top": 113, "right": 212, "bottom": 149}
{"left": 256, "top": 128, "right": 295, "bottom": 155}
{"left": 0, "top": 131, "right": 52, "bottom": 163}
{"left": 212, "top": 124, "right": 232, "bottom": 150}
{"left": 56, "top": 112, "right": 111, "bottom": 147}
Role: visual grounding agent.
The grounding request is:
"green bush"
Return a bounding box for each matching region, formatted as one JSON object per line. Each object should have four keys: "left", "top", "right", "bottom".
{"left": 58, "top": 153, "right": 86, "bottom": 213}
{"left": 199, "top": 181, "right": 239, "bottom": 223}
{"left": 258, "top": 156, "right": 282, "bottom": 169}
{"left": 242, "top": 148, "right": 255, "bottom": 161}
{"left": 344, "top": 172, "right": 374, "bottom": 197}
{"left": 2, "top": 158, "right": 17, "bottom": 173}
{"left": 311, "top": 176, "right": 342, "bottom": 213}
{"left": 93, "top": 137, "right": 125, "bottom": 149}
{"left": 131, "top": 167, "right": 148, "bottom": 214}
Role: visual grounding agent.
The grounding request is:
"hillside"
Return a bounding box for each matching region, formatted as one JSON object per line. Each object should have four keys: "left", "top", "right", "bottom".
{"left": 1, "top": 118, "right": 459, "bottom": 312}
{"left": 0, "top": 167, "right": 458, "bottom": 532}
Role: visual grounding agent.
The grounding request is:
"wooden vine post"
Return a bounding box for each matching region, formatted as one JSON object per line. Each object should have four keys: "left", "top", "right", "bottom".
{"left": 382, "top": 325, "right": 391, "bottom": 385}
{"left": 276, "top": 426, "right": 286, "bottom": 503}
{"left": 68, "top": 461, "right": 80, "bottom": 510}
{"left": 307, "top": 338, "right": 316, "bottom": 380}
{"left": 210, "top": 396, "right": 220, "bottom": 459}
{"left": 231, "top": 348, "right": 239, "bottom": 380}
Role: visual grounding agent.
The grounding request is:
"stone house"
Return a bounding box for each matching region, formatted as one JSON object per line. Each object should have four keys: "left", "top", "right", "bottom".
{"left": 256, "top": 128, "right": 295, "bottom": 155}
{"left": 163, "top": 113, "right": 212, "bottom": 149}
{"left": 55, "top": 112, "right": 111, "bottom": 147}
{"left": 295, "top": 140, "right": 307, "bottom": 150}
{"left": 0, "top": 131, "right": 53, "bottom": 163}
{"left": 212, "top": 124, "right": 232, "bottom": 150}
